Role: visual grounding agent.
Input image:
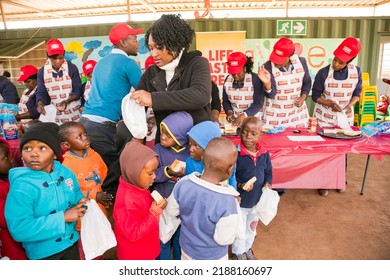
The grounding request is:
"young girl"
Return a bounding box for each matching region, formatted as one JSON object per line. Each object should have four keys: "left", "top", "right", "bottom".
{"left": 4, "top": 122, "right": 88, "bottom": 260}
{"left": 232, "top": 116, "right": 273, "bottom": 260}
{"left": 113, "top": 141, "right": 167, "bottom": 260}
{"left": 0, "top": 139, "right": 27, "bottom": 260}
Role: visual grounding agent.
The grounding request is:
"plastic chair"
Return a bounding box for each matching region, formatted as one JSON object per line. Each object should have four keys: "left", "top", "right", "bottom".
{"left": 362, "top": 72, "right": 370, "bottom": 87}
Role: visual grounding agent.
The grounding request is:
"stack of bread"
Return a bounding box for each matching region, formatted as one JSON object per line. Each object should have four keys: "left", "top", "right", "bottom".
{"left": 223, "top": 122, "right": 238, "bottom": 134}
{"left": 322, "top": 128, "right": 361, "bottom": 136}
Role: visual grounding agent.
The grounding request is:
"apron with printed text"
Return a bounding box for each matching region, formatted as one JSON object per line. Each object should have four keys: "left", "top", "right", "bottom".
{"left": 43, "top": 59, "right": 81, "bottom": 125}
{"left": 264, "top": 54, "right": 309, "bottom": 128}
{"left": 224, "top": 73, "right": 262, "bottom": 119}
{"left": 313, "top": 64, "right": 358, "bottom": 127}
{"left": 18, "top": 87, "right": 37, "bottom": 123}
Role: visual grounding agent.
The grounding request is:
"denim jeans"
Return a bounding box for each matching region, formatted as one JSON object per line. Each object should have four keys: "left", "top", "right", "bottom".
{"left": 232, "top": 207, "right": 259, "bottom": 255}
{"left": 157, "top": 226, "right": 181, "bottom": 260}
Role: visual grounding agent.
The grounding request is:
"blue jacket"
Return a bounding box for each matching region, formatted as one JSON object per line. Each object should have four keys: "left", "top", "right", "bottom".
{"left": 4, "top": 161, "right": 84, "bottom": 259}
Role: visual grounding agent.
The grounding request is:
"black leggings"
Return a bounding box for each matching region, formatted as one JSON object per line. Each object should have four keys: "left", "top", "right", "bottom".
{"left": 40, "top": 242, "right": 80, "bottom": 260}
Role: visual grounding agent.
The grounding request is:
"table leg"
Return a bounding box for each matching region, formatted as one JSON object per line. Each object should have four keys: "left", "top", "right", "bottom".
{"left": 360, "top": 155, "right": 371, "bottom": 195}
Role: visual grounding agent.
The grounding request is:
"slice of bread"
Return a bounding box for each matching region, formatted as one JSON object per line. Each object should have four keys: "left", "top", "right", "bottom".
{"left": 170, "top": 159, "right": 186, "bottom": 173}
{"left": 151, "top": 190, "right": 164, "bottom": 203}
{"left": 343, "top": 130, "right": 361, "bottom": 137}
{"left": 224, "top": 122, "right": 237, "bottom": 134}
{"left": 243, "top": 176, "right": 257, "bottom": 191}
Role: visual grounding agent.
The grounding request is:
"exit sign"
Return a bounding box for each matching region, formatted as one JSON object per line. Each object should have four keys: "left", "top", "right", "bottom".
{"left": 277, "top": 20, "right": 307, "bottom": 36}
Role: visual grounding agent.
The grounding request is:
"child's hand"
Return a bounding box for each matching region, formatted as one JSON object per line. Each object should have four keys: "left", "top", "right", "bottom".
{"left": 64, "top": 201, "right": 87, "bottom": 222}
{"left": 96, "top": 191, "right": 114, "bottom": 207}
{"left": 155, "top": 198, "right": 167, "bottom": 210}
{"left": 264, "top": 182, "right": 272, "bottom": 189}
{"left": 167, "top": 167, "right": 185, "bottom": 178}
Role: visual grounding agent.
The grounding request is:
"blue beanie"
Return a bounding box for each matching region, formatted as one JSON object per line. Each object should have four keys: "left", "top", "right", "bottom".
{"left": 187, "top": 121, "right": 221, "bottom": 149}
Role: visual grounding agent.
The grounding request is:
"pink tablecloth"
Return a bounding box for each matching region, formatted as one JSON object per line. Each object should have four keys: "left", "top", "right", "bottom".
{"left": 224, "top": 128, "right": 390, "bottom": 189}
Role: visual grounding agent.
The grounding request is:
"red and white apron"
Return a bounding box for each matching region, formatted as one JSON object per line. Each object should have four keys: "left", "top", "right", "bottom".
{"left": 18, "top": 86, "right": 37, "bottom": 123}
{"left": 313, "top": 64, "right": 358, "bottom": 127}
{"left": 264, "top": 54, "right": 309, "bottom": 128}
{"left": 43, "top": 59, "right": 81, "bottom": 124}
{"left": 224, "top": 73, "right": 262, "bottom": 119}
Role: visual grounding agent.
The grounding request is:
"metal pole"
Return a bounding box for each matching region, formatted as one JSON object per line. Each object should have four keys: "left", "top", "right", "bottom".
{"left": 360, "top": 155, "right": 371, "bottom": 195}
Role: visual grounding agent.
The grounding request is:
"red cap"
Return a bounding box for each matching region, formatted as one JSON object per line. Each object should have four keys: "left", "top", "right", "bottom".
{"left": 144, "top": 55, "right": 155, "bottom": 70}
{"left": 270, "top": 37, "right": 295, "bottom": 65}
{"left": 109, "top": 23, "right": 143, "bottom": 45}
{"left": 333, "top": 37, "right": 361, "bottom": 63}
{"left": 17, "top": 65, "right": 38, "bottom": 82}
{"left": 227, "top": 52, "right": 247, "bottom": 74}
{"left": 46, "top": 38, "right": 65, "bottom": 56}
{"left": 82, "top": 60, "right": 97, "bottom": 75}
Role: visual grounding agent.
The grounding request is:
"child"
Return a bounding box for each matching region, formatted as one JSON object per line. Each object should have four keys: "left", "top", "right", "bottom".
{"left": 81, "top": 60, "right": 97, "bottom": 107}
{"left": 165, "top": 137, "right": 241, "bottom": 260}
{"left": 377, "top": 95, "right": 389, "bottom": 116}
{"left": 145, "top": 107, "right": 157, "bottom": 148}
{"left": 152, "top": 111, "right": 193, "bottom": 260}
{"left": 186, "top": 120, "right": 237, "bottom": 189}
{"left": 0, "top": 138, "right": 27, "bottom": 259}
{"left": 113, "top": 141, "right": 167, "bottom": 260}
{"left": 232, "top": 116, "right": 272, "bottom": 260}
{"left": 59, "top": 121, "right": 112, "bottom": 220}
{"left": 59, "top": 121, "right": 113, "bottom": 259}
{"left": 4, "top": 122, "right": 88, "bottom": 260}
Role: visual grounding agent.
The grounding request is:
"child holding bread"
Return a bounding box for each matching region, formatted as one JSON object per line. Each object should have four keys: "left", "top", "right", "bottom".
{"left": 113, "top": 141, "right": 167, "bottom": 260}
{"left": 165, "top": 137, "right": 241, "bottom": 260}
{"left": 151, "top": 111, "right": 193, "bottom": 260}
{"left": 232, "top": 116, "right": 273, "bottom": 260}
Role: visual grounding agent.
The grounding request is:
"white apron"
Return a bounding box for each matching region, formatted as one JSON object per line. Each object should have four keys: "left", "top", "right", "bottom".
{"left": 18, "top": 87, "right": 37, "bottom": 123}
{"left": 313, "top": 64, "right": 358, "bottom": 127}
{"left": 264, "top": 54, "right": 309, "bottom": 128}
{"left": 43, "top": 59, "right": 81, "bottom": 125}
{"left": 224, "top": 73, "right": 262, "bottom": 119}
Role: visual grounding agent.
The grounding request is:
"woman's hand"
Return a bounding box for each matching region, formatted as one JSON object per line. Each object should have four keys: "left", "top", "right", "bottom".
{"left": 37, "top": 101, "right": 46, "bottom": 115}
{"left": 294, "top": 95, "right": 306, "bottom": 107}
{"left": 57, "top": 100, "right": 68, "bottom": 112}
{"left": 131, "top": 90, "right": 152, "bottom": 107}
{"left": 329, "top": 101, "right": 342, "bottom": 112}
{"left": 258, "top": 65, "right": 271, "bottom": 86}
{"left": 226, "top": 111, "right": 234, "bottom": 123}
{"left": 232, "top": 113, "right": 245, "bottom": 126}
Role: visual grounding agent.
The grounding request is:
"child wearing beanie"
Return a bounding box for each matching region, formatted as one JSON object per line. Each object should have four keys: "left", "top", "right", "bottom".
{"left": 4, "top": 122, "right": 88, "bottom": 260}
{"left": 186, "top": 121, "right": 237, "bottom": 189}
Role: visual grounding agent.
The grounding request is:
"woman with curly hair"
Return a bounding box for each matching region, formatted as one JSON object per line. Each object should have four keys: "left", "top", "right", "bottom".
{"left": 131, "top": 14, "right": 212, "bottom": 142}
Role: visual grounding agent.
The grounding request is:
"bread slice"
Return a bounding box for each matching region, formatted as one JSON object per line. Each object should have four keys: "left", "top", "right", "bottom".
{"left": 151, "top": 190, "right": 164, "bottom": 203}
{"left": 170, "top": 159, "right": 186, "bottom": 173}
{"left": 343, "top": 130, "right": 361, "bottom": 137}
{"left": 224, "top": 122, "right": 237, "bottom": 134}
{"left": 323, "top": 128, "right": 343, "bottom": 134}
{"left": 243, "top": 176, "right": 257, "bottom": 191}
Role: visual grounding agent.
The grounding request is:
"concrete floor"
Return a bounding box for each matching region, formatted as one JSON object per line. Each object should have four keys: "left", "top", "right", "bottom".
{"left": 252, "top": 154, "right": 390, "bottom": 260}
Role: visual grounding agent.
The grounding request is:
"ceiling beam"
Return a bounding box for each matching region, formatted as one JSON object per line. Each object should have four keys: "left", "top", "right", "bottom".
{"left": 2, "top": 0, "right": 63, "bottom": 18}
{"left": 0, "top": 1, "right": 7, "bottom": 29}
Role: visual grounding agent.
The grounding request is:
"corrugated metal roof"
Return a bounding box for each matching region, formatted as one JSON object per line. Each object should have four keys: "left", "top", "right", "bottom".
{"left": 0, "top": 38, "right": 45, "bottom": 58}
{"left": 0, "top": 0, "right": 389, "bottom": 23}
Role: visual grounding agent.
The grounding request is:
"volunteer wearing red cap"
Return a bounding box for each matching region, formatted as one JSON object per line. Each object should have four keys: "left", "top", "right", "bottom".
{"left": 80, "top": 23, "right": 142, "bottom": 167}
{"left": 262, "top": 37, "right": 312, "bottom": 128}
{"left": 0, "top": 71, "right": 19, "bottom": 105}
{"left": 222, "top": 51, "right": 273, "bottom": 126}
{"left": 131, "top": 14, "right": 211, "bottom": 145}
{"left": 35, "top": 38, "right": 83, "bottom": 125}
{"left": 312, "top": 37, "right": 362, "bottom": 127}
{"left": 15, "top": 65, "right": 40, "bottom": 123}
{"left": 81, "top": 60, "right": 97, "bottom": 104}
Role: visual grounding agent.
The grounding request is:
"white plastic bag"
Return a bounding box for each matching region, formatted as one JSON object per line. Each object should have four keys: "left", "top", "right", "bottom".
{"left": 80, "top": 199, "right": 117, "bottom": 259}
{"left": 255, "top": 187, "right": 280, "bottom": 226}
{"left": 159, "top": 210, "right": 181, "bottom": 244}
{"left": 121, "top": 93, "right": 148, "bottom": 139}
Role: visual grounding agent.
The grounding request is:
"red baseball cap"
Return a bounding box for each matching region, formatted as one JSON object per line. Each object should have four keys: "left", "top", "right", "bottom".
{"left": 109, "top": 23, "right": 143, "bottom": 45}
{"left": 46, "top": 38, "right": 65, "bottom": 56}
{"left": 144, "top": 55, "right": 155, "bottom": 70}
{"left": 17, "top": 65, "right": 38, "bottom": 82}
{"left": 82, "top": 60, "right": 97, "bottom": 75}
{"left": 333, "top": 37, "right": 361, "bottom": 63}
{"left": 227, "top": 52, "right": 247, "bottom": 74}
{"left": 270, "top": 37, "right": 295, "bottom": 65}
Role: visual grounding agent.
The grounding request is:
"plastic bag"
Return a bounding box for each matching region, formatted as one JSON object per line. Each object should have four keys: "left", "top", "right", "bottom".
{"left": 361, "top": 120, "right": 390, "bottom": 137}
{"left": 255, "top": 187, "right": 280, "bottom": 226}
{"left": 264, "top": 126, "right": 286, "bottom": 134}
{"left": 121, "top": 92, "right": 148, "bottom": 139}
{"left": 80, "top": 199, "right": 117, "bottom": 260}
{"left": 159, "top": 210, "right": 181, "bottom": 244}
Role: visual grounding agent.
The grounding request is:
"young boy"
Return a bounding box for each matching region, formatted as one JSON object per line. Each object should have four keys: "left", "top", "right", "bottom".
{"left": 232, "top": 116, "right": 272, "bottom": 260}
{"left": 152, "top": 111, "right": 193, "bottom": 260}
{"left": 59, "top": 121, "right": 112, "bottom": 219}
{"left": 113, "top": 141, "right": 167, "bottom": 260}
{"left": 0, "top": 139, "right": 27, "bottom": 260}
{"left": 165, "top": 137, "right": 241, "bottom": 260}
{"left": 4, "top": 122, "right": 88, "bottom": 260}
{"left": 186, "top": 120, "right": 237, "bottom": 189}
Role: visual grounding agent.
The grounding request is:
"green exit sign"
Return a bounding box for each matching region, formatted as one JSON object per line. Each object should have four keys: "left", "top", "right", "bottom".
{"left": 277, "top": 20, "right": 307, "bottom": 36}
